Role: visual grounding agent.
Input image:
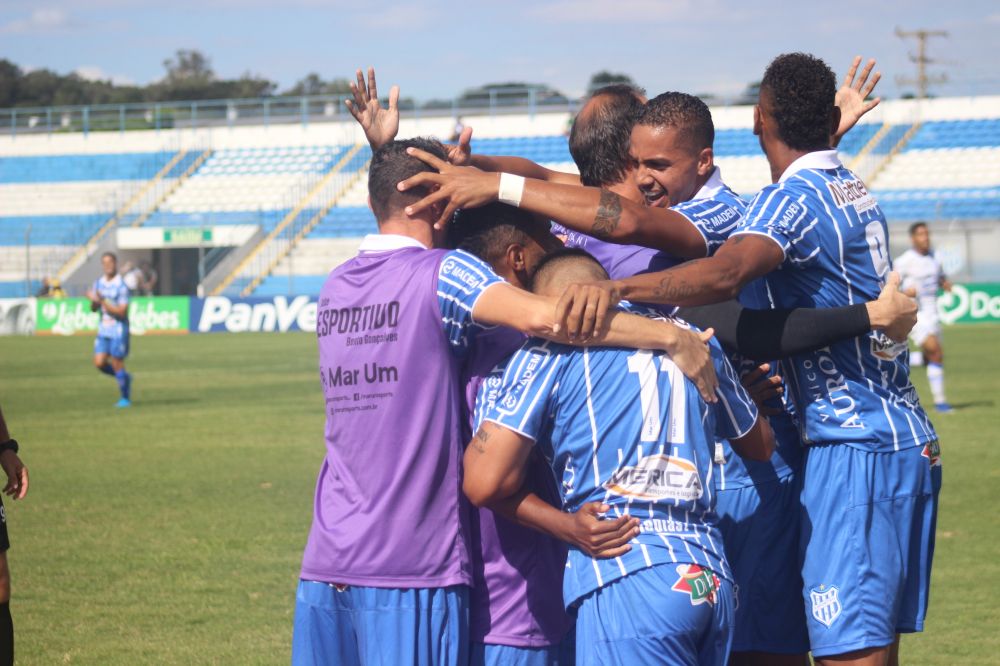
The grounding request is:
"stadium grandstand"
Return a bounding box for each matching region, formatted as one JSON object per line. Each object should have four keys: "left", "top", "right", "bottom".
{"left": 2, "top": 93, "right": 999, "bottom": 298}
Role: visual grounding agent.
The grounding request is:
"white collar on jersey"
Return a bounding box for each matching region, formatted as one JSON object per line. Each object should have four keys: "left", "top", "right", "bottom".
{"left": 358, "top": 234, "right": 428, "bottom": 252}
{"left": 691, "top": 166, "right": 726, "bottom": 201}
{"left": 778, "top": 150, "right": 842, "bottom": 183}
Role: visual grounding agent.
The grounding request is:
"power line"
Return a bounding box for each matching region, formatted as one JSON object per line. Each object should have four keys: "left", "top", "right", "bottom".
{"left": 895, "top": 27, "right": 949, "bottom": 99}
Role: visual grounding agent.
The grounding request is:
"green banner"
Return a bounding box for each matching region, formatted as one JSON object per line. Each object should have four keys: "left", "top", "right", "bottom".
{"left": 938, "top": 283, "right": 1000, "bottom": 325}
{"left": 163, "top": 228, "right": 212, "bottom": 244}
{"left": 35, "top": 297, "right": 189, "bottom": 336}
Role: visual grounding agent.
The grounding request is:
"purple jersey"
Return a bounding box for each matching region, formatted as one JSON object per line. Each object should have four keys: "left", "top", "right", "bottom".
{"left": 461, "top": 326, "right": 573, "bottom": 648}
{"left": 301, "top": 236, "right": 502, "bottom": 587}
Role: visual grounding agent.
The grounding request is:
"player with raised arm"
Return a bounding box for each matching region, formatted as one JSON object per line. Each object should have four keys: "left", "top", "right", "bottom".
{"left": 0, "top": 403, "right": 29, "bottom": 666}
{"left": 550, "top": 53, "right": 937, "bottom": 666}
{"left": 895, "top": 221, "right": 953, "bottom": 412}
{"left": 291, "top": 129, "right": 720, "bottom": 665}
{"left": 86, "top": 252, "right": 132, "bottom": 408}
{"left": 464, "top": 249, "right": 773, "bottom": 665}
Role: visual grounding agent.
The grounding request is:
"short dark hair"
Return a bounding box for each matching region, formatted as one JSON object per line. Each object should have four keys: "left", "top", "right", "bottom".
{"left": 447, "top": 203, "right": 551, "bottom": 265}
{"left": 637, "top": 92, "right": 714, "bottom": 151}
{"left": 528, "top": 247, "right": 608, "bottom": 293}
{"left": 367, "top": 138, "right": 448, "bottom": 223}
{"left": 569, "top": 84, "right": 646, "bottom": 187}
{"left": 909, "top": 221, "right": 928, "bottom": 235}
{"left": 760, "top": 52, "right": 836, "bottom": 152}
{"left": 102, "top": 252, "right": 117, "bottom": 262}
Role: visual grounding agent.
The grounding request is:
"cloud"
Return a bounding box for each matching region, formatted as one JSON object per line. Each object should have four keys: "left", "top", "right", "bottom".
{"left": 0, "top": 8, "right": 79, "bottom": 34}
{"left": 74, "top": 65, "right": 135, "bottom": 86}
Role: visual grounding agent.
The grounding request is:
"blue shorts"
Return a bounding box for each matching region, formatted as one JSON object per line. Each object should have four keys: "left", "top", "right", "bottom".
{"left": 94, "top": 334, "right": 129, "bottom": 359}
{"left": 291, "top": 579, "right": 469, "bottom": 666}
{"left": 799, "top": 442, "right": 941, "bottom": 658}
{"left": 575, "top": 563, "right": 733, "bottom": 666}
{"left": 716, "top": 473, "right": 809, "bottom": 654}
{"left": 471, "top": 636, "right": 574, "bottom": 666}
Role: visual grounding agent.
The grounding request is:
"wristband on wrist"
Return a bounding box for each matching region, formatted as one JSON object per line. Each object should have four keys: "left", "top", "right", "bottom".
{"left": 0, "top": 439, "right": 18, "bottom": 455}
{"left": 498, "top": 173, "right": 526, "bottom": 207}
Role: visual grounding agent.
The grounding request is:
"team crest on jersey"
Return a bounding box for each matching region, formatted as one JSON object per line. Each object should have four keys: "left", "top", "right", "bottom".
{"left": 603, "top": 454, "right": 702, "bottom": 501}
{"left": 870, "top": 332, "right": 906, "bottom": 361}
{"left": 810, "top": 585, "right": 842, "bottom": 627}
{"left": 671, "top": 564, "right": 720, "bottom": 606}
{"left": 921, "top": 440, "right": 942, "bottom": 467}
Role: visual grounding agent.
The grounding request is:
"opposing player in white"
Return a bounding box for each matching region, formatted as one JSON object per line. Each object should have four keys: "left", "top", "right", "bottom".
{"left": 895, "top": 222, "right": 953, "bottom": 412}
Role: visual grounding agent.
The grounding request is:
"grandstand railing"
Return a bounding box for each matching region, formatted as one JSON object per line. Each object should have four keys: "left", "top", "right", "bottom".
{"left": 0, "top": 90, "right": 580, "bottom": 137}
{"left": 210, "top": 144, "right": 369, "bottom": 296}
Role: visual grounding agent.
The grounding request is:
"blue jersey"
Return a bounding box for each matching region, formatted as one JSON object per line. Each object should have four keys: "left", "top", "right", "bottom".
{"left": 734, "top": 151, "right": 936, "bottom": 452}
{"left": 482, "top": 311, "right": 759, "bottom": 607}
{"left": 436, "top": 249, "right": 505, "bottom": 352}
{"left": 92, "top": 275, "right": 129, "bottom": 338}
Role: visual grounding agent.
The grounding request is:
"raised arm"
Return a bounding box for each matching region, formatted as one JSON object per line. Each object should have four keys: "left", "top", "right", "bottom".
{"left": 398, "top": 149, "right": 708, "bottom": 258}
{"left": 345, "top": 66, "right": 400, "bottom": 150}
{"left": 832, "top": 56, "right": 882, "bottom": 148}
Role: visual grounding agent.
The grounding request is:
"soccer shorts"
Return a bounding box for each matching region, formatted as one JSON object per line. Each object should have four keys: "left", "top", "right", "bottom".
{"left": 0, "top": 498, "right": 8, "bottom": 552}
{"left": 909, "top": 308, "right": 941, "bottom": 347}
{"left": 799, "top": 441, "right": 941, "bottom": 658}
{"left": 94, "top": 334, "right": 129, "bottom": 360}
{"left": 574, "top": 563, "right": 733, "bottom": 666}
{"left": 470, "top": 636, "right": 574, "bottom": 666}
{"left": 291, "top": 579, "right": 469, "bottom": 666}
{"left": 715, "top": 473, "right": 809, "bottom": 654}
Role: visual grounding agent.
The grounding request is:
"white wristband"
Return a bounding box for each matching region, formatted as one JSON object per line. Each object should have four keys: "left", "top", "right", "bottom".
{"left": 498, "top": 173, "right": 525, "bottom": 208}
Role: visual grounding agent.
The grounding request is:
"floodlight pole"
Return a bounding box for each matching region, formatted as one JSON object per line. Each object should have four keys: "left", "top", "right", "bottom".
{"left": 895, "top": 27, "right": 949, "bottom": 100}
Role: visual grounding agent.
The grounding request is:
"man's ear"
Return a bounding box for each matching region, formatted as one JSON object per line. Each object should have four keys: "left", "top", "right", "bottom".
{"left": 697, "top": 146, "right": 714, "bottom": 177}
{"left": 506, "top": 243, "right": 526, "bottom": 271}
{"left": 830, "top": 106, "right": 842, "bottom": 145}
{"left": 753, "top": 105, "right": 763, "bottom": 137}
{"left": 367, "top": 194, "right": 373, "bottom": 212}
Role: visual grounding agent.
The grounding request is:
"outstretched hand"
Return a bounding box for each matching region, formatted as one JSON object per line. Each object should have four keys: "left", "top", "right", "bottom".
{"left": 834, "top": 56, "right": 882, "bottom": 145}
{"left": 553, "top": 280, "right": 621, "bottom": 341}
{"left": 397, "top": 147, "right": 501, "bottom": 229}
{"left": 667, "top": 327, "right": 719, "bottom": 404}
{"left": 345, "top": 67, "right": 399, "bottom": 150}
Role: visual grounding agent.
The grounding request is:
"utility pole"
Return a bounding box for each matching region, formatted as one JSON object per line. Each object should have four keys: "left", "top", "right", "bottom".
{"left": 895, "top": 27, "right": 949, "bottom": 99}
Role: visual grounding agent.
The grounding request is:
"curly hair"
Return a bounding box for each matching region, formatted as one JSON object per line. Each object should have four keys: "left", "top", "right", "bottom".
{"left": 569, "top": 84, "right": 646, "bottom": 187}
{"left": 760, "top": 52, "right": 836, "bottom": 151}
{"left": 636, "top": 91, "right": 715, "bottom": 151}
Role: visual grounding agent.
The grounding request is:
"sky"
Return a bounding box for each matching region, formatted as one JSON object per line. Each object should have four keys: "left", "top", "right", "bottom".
{"left": 1, "top": 0, "right": 998, "bottom": 102}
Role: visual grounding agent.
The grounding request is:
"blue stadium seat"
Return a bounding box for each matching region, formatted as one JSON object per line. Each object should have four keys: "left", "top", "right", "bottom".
{"left": 0, "top": 152, "right": 174, "bottom": 183}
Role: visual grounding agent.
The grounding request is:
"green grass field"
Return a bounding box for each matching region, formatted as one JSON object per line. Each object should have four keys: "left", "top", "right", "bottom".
{"left": 0, "top": 327, "right": 997, "bottom": 664}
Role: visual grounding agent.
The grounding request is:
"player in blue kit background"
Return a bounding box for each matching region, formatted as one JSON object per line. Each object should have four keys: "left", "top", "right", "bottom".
{"left": 464, "top": 249, "right": 774, "bottom": 666}
{"left": 87, "top": 252, "right": 132, "bottom": 408}
{"left": 574, "top": 53, "right": 938, "bottom": 666}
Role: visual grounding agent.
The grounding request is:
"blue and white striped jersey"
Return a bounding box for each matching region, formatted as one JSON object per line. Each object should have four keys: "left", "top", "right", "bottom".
{"left": 671, "top": 167, "right": 747, "bottom": 256}
{"left": 482, "top": 310, "right": 758, "bottom": 607}
{"left": 92, "top": 275, "right": 129, "bottom": 338}
{"left": 436, "top": 249, "right": 505, "bottom": 352}
{"left": 734, "top": 150, "right": 936, "bottom": 451}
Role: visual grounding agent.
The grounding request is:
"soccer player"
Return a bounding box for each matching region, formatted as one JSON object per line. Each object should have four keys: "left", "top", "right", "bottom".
{"left": 292, "top": 136, "right": 719, "bottom": 666}
{"left": 86, "top": 252, "right": 132, "bottom": 408}
{"left": 464, "top": 249, "right": 772, "bottom": 665}
{"left": 0, "top": 402, "right": 30, "bottom": 666}
{"left": 895, "top": 221, "right": 953, "bottom": 411}
{"left": 553, "top": 53, "right": 938, "bottom": 666}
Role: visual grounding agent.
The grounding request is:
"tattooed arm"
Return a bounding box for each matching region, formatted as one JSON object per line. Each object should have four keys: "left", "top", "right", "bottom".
{"left": 612, "top": 233, "right": 785, "bottom": 307}
{"left": 397, "top": 148, "right": 709, "bottom": 259}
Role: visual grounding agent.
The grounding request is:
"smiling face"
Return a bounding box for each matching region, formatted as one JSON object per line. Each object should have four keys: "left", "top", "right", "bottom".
{"left": 630, "top": 123, "right": 713, "bottom": 208}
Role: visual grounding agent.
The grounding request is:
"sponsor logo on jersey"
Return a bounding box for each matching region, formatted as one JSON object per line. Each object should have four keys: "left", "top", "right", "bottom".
{"left": 826, "top": 179, "right": 877, "bottom": 213}
{"left": 921, "top": 440, "right": 942, "bottom": 467}
{"left": 810, "top": 585, "right": 842, "bottom": 627}
{"left": 603, "top": 454, "right": 703, "bottom": 501}
{"left": 870, "top": 331, "right": 907, "bottom": 361}
{"left": 671, "top": 564, "right": 720, "bottom": 606}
